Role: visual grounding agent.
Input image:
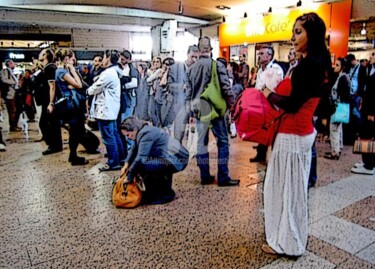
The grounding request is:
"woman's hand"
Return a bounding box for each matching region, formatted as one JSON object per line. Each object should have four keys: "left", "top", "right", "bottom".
{"left": 262, "top": 86, "right": 272, "bottom": 98}
{"left": 121, "top": 162, "right": 129, "bottom": 176}
{"left": 368, "top": 115, "right": 375, "bottom": 122}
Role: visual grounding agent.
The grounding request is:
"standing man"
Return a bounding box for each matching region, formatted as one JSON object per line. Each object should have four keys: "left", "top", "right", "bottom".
{"left": 38, "top": 49, "right": 63, "bottom": 155}
{"left": 119, "top": 50, "right": 139, "bottom": 150}
{"left": 90, "top": 55, "right": 104, "bottom": 85}
{"left": 238, "top": 54, "right": 249, "bottom": 88}
{"left": 87, "top": 50, "right": 125, "bottom": 172}
{"left": 186, "top": 37, "right": 239, "bottom": 187}
{"left": 250, "top": 45, "right": 284, "bottom": 163}
{"left": 1, "top": 59, "right": 19, "bottom": 131}
{"left": 174, "top": 45, "right": 199, "bottom": 143}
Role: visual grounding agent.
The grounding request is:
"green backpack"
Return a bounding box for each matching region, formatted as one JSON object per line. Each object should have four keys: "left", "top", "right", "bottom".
{"left": 199, "top": 60, "right": 227, "bottom": 122}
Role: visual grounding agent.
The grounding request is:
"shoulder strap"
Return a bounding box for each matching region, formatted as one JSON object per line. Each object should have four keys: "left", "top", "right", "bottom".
{"left": 350, "top": 64, "right": 359, "bottom": 80}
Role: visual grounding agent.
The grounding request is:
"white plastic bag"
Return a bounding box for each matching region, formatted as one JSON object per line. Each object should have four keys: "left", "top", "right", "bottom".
{"left": 186, "top": 124, "right": 198, "bottom": 161}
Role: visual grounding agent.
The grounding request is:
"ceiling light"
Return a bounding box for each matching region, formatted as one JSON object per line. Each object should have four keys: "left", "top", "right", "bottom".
{"left": 297, "top": 0, "right": 302, "bottom": 7}
{"left": 268, "top": 7, "right": 272, "bottom": 13}
{"left": 216, "top": 5, "right": 230, "bottom": 10}
{"left": 361, "top": 23, "right": 367, "bottom": 35}
{"left": 244, "top": 12, "right": 248, "bottom": 18}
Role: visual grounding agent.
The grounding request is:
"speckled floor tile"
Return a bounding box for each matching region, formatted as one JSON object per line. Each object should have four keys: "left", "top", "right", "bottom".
{"left": 1, "top": 117, "right": 375, "bottom": 268}
{"left": 309, "top": 215, "right": 375, "bottom": 255}
{"left": 334, "top": 196, "right": 375, "bottom": 231}
{"left": 259, "top": 251, "right": 335, "bottom": 269}
{"left": 356, "top": 242, "right": 375, "bottom": 264}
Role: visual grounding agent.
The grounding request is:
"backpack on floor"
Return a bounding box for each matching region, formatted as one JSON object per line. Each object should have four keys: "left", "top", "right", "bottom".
{"left": 80, "top": 129, "right": 100, "bottom": 154}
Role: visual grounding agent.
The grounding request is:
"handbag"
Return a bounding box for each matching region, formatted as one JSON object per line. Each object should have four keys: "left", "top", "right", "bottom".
{"left": 54, "top": 89, "right": 86, "bottom": 118}
{"left": 112, "top": 174, "right": 145, "bottom": 208}
{"left": 331, "top": 103, "right": 350, "bottom": 124}
{"left": 353, "top": 139, "right": 375, "bottom": 154}
{"left": 199, "top": 61, "right": 227, "bottom": 122}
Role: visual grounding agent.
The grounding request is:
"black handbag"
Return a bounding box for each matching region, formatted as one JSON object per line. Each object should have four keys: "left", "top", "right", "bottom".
{"left": 54, "top": 89, "right": 86, "bottom": 119}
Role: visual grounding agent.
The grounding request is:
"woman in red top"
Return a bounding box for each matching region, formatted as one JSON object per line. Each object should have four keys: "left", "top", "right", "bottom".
{"left": 261, "top": 13, "right": 332, "bottom": 256}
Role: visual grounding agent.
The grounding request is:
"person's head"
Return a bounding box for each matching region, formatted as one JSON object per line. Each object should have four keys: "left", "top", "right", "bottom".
{"left": 370, "top": 51, "right": 375, "bottom": 65}
{"left": 162, "top": 57, "right": 175, "bottom": 71}
{"left": 292, "top": 12, "right": 327, "bottom": 58}
{"left": 55, "top": 49, "right": 74, "bottom": 65}
{"left": 82, "top": 64, "right": 89, "bottom": 74}
{"left": 258, "top": 46, "right": 274, "bottom": 66}
{"left": 103, "top": 50, "right": 120, "bottom": 68}
{"left": 92, "top": 55, "right": 103, "bottom": 68}
{"left": 38, "top": 48, "right": 54, "bottom": 64}
{"left": 24, "top": 69, "right": 32, "bottom": 78}
{"left": 228, "top": 61, "right": 239, "bottom": 74}
{"left": 198, "top": 36, "right": 212, "bottom": 55}
{"left": 137, "top": 63, "right": 148, "bottom": 74}
{"left": 186, "top": 45, "right": 199, "bottom": 66}
{"left": 152, "top": 56, "right": 162, "bottom": 69}
{"left": 346, "top": 54, "right": 356, "bottom": 67}
{"left": 119, "top": 50, "right": 132, "bottom": 67}
{"left": 333, "top": 57, "right": 348, "bottom": 74}
{"left": 4, "top": 59, "right": 14, "bottom": 69}
{"left": 120, "top": 116, "right": 148, "bottom": 141}
{"left": 288, "top": 48, "right": 297, "bottom": 63}
{"left": 239, "top": 54, "right": 246, "bottom": 64}
{"left": 360, "top": 59, "right": 368, "bottom": 67}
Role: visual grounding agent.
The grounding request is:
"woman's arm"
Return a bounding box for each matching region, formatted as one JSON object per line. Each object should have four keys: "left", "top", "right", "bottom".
{"left": 127, "top": 133, "right": 154, "bottom": 181}
{"left": 62, "top": 64, "right": 82, "bottom": 89}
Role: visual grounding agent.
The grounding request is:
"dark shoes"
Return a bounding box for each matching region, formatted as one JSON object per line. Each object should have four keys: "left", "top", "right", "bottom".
{"left": 323, "top": 152, "right": 340, "bottom": 160}
{"left": 201, "top": 175, "right": 215, "bottom": 185}
{"left": 69, "top": 156, "right": 89, "bottom": 166}
{"left": 99, "top": 164, "right": 121, "bottom": 172}
{"left": 218, "top": 179, "right": 240, "bottom": 187}
{"left": 42, "top": 148, "right": 63, "bottom": 156}
{"left": 250, "top": 156, "right": 266, "bottom": 163}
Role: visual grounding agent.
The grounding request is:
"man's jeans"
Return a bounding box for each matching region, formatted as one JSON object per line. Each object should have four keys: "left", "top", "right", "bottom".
{"left": 121, "top": 98, "right": 135, "bottom": 149}
{"left": 196, "top": 117, "right": 230, "bottom": 183}
{"left": 98, "top": 119, "right": 125, "bottom": 168}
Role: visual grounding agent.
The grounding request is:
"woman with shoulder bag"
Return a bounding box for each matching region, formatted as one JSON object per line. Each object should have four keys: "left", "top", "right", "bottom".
{"left": 54, "top": 49, "right": 88, "bottom": 166}
{"left": 324, "top": 57, "right": 351, "bottom": 160}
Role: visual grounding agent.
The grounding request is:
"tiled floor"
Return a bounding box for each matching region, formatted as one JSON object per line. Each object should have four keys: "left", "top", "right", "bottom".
{"left": 0, "top": 119, "right": 374, "bottom": 269}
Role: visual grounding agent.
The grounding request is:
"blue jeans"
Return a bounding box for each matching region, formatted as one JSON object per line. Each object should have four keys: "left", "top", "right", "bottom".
{"left": 196, "top": 117, "right": 230, "bottom": 183}
{"left": 98, "top": 120, "right": 125, "bottom": 168}
{"left": 121, "top": 102, "right": 135, "bottom": 149}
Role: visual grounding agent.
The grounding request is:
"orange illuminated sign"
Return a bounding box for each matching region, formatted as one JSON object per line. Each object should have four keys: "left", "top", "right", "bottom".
{"left": 219, "top": 0, "right": 352, "bottom": 59}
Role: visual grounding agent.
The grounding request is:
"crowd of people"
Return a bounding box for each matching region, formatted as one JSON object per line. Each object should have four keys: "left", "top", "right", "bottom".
{"left": 0, "top": 11, "right": 374, "bottom": 258}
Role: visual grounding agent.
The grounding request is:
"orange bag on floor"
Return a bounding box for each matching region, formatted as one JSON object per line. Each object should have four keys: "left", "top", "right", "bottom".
{"left": 112, "top": 174, "right": 145, "bottom": 208}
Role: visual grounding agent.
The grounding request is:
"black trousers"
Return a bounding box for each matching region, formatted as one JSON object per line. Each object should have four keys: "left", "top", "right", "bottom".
{"left": 39, "top": 105, "right": 62, "bottom": 150}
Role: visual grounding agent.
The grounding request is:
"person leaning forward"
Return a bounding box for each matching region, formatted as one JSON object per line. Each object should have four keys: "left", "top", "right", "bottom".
{"left": 185, "top": 36, "right": 239, "bottom": 187}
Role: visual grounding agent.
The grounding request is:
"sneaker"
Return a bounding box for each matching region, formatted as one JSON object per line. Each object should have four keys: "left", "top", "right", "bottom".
{"left": 0, "top": 143, "right": 6, "bottom": 152}
{"left": 353, "top": 161, "right": 364, "bottom": 168}
{"left": 351, "top": 166, "right": 374, "bottom": 175}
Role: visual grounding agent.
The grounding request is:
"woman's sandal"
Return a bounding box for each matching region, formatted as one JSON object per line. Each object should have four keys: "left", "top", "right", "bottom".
{"left": 261, "top": 244, "right": 278, "bottom": 255}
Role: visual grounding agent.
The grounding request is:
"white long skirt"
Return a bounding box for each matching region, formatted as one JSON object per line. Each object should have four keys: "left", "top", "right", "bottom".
{"left": 264, "top": 131, "right": 316, "bottom": 256}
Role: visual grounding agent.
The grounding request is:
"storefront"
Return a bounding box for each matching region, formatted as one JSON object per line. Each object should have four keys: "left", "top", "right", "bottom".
{"left": 219, "top": 0, "right": 352, "bottom": 67}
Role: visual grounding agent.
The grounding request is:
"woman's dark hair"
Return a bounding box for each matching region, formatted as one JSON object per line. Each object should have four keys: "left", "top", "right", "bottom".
{"left": 104, "top": 50, "right": 120, "bottom": 65}
{"left": 120, "top": 116, "right": 148, "bottom": 132}
{"left": 295, "top": 12, "right": 332, "bottom": 89}
{"left": 295, "top": 13, "right": 332, "bottom": 69}
{"left": 336, "top": 57, "right": 349, "bottom": 74}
